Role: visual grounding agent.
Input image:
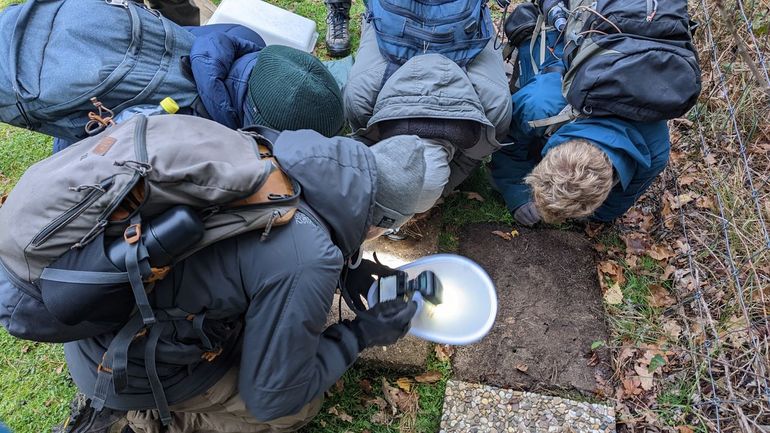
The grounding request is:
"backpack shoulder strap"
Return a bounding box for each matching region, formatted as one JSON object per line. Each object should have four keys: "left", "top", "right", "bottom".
{"left": 527, "top": 104, "right": 581, "bottom": 136}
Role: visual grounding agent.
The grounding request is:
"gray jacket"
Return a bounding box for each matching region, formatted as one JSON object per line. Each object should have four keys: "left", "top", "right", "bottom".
{"left": 344, "top": 22, "right": 512, "bottom": 191}
{"left": 65, "top": 130, "right": 377, "bottom": 421}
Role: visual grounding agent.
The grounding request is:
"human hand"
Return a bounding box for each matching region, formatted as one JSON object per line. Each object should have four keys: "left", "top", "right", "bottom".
{"left": 342, "top": 257, "right": 399, "bottom": 310}
{"left": 345, "top": 299, "right": 418, "bottom": 349}
{"left": 513, "top": 201, "right": 541, "bottom": 226}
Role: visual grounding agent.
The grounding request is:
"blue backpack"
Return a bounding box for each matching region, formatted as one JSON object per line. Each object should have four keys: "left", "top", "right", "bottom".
{"left": 0, "top": 0, "right": 199, "bottom": 144}
{"left": 367, "top": 0, "right": 493, "bottom": 70}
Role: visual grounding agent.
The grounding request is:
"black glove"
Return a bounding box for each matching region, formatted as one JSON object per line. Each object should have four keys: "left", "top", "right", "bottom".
{"left": 342, "top": 255, "right": 400, "bottom": 310}
{"left": 345, "top": 299, "right": 418, "bottom": 350}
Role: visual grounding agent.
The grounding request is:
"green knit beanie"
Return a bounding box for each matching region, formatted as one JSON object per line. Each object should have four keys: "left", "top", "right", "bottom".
{"left": 247, "top": 45, "right": 344, "bottom": 137}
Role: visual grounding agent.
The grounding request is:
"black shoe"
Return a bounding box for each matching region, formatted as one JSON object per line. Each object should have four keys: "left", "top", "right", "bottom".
{"left": 53, "top": 393, "right": 129, "bottom": 433}
{"left": 325, "top": 2, "right": 351, "bottom": 57}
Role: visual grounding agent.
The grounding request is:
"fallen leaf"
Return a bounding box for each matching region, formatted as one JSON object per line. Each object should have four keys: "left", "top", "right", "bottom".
{"left": 334, "top": 378, "right": 345, "bottom": 393}
{"left": 662, "top": 265, "right": 676, "bottom": 280}
{"left": 509, "top": 229, "right": 520, "bottom": 238}
{"left": 414, "top": 371, "right": 442, "bottom": 384}
{"left": 634, "top": 364, "right": 654, "bottom": 391}
{"left": 678, "top": 175, "right": 696, "bottom": 186}
{"left": 662, "top": 191, "right": 676, "bottom": 229}
{"left": 647, "top": 354, "right": 667, "bottom": 373}
{"left": 465, "top": 192, "right": 485, "bottom": 202}
{"left": 676, "top": 426, "right": 695, "bottom": 433}
{"left": 584, "top": 222, "right": 604, "bottom": 238}
{"left": 55, "top": 364, "right": 65, "bottom": 375}
{"left": 604, "top": 282, "right": 624, "bottom": 305}
{"left": 598, "top": 260, "right": 626, "bottom": 287}
{"left": 396, "top": 377, "right": 413, "bottom": 392}
{"left": 648, "top": 284, "right": 676, "bottom": 308}
{"left": 491, "top": 230, "right": 512, "bottom": 241}
{"left": 662, "top": 320, "right": 682, "bottom": 340}
{"left": 621, "top": 375, "right": 643, "bottom": 396}
{"left": 359, "top": 379, "right": 373, "bottom": 394}
{"left": 328, "top": 406, "right": 353, "bottom": 423}
{"left": 382, "top": 378, "right": 419, "bottom": 414}
{"left": 621, "top": 233, "right": 650, "bottom": 254}
{"left": 648, "top": 243, "right": 675, "bottom": 261}
{"left": 435, "top": 345, "right": 455, "bottom": 362}
{"left": 365, "top": 396, "right": 388, "bottom": 410}
{"left": 695, "top": 195, "right": 716, "bottom": 210}
{"left": 370, "top": 411, "right": 392, "bottom": 425}
{"left": 515, "top": 363, "right": 529, "bottom": 372}
{"left": 21, "top": 345, "right": 30, "bottom": 354}
{"left": 674, "top": 192, "right": 696, "bottom": 208}
{"left": 704, "top": 153, "right": 717, "bottom": 165}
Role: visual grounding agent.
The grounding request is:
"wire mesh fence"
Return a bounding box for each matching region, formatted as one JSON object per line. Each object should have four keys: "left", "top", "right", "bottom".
{"left": 663, "top": 0, "right": 770, "bottom": 430}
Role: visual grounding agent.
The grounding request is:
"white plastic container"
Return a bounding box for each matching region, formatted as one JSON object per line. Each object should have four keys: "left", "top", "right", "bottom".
{"left": 208, "top": 0, "right": 319, "bottom": 53}
{"left": 367, "top": 254, "right": 498, "bottom": 346}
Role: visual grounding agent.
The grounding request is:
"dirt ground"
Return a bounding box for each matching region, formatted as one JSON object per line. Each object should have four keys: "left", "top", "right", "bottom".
{"left": 453, "top": 224, "right": 609, "bottom": 394}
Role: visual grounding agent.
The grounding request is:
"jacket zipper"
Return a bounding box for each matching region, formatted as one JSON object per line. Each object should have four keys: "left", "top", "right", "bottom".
{"left": 31, "top": 180, "right": 112, "bottom": 247}
{"left": 403, "top": 23, "right": 455, "bottom": 43}
{"left": 0, "top": 258, "right": 42, "bottom": 302}
{"left": 645, "top": 0, "right": 657, "bottom": 22}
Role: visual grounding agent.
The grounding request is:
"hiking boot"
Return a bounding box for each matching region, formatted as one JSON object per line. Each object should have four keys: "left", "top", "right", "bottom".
{"left": 325, "top": 2, "right": 351, "bottom": 57}
{"left": 53, "top": 392, "right": 129, "bottom": 433}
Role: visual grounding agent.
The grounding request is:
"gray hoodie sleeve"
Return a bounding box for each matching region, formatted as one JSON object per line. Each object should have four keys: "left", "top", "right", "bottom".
{"left": 236, "top": 221, "right": 360, "bottom": 422}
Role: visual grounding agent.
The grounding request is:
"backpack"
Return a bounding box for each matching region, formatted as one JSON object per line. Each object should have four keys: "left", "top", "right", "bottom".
{"left": 0, "top": 0, "right": 200, "bottom": 143}
{"left": 530, "top": 0, "right": 701, "bottom": 131}
{"left": 367, "top": 0, "right": 493, "bottom": 80}
{"left": 0, "top": 114, "right": 299, "bottom": 344}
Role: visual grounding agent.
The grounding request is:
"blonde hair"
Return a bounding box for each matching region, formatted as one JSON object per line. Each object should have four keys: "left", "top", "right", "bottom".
{"left": 525, "top": 139, "right": 614, "bottom": 223}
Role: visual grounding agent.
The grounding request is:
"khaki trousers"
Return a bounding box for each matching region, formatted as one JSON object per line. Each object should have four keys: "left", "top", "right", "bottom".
{"left": 127, "top": 369, "right": 323, "bottom": 433}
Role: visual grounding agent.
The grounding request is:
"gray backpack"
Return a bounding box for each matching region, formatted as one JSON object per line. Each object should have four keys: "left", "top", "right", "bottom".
{"left": 0, "top": 0, "right": 199, "bottom": 143}
{"left": 0, "top": 115, "right": 299, "bottom": 343}
{"left": 529, "top": 0, "right": 701, "bottom": 132}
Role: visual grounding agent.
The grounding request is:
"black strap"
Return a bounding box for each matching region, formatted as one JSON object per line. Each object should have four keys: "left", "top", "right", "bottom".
{"left": 145, "top": 320, "right": 172, "bottom": 426}
{"left": 125, "top": 216, "right": 156, "bottom": 325}
{"left": 91, "top": 314, "right": 145, "bottom": 411}
{"left": 39, "top": 268, "right": 129, "bottom": 284}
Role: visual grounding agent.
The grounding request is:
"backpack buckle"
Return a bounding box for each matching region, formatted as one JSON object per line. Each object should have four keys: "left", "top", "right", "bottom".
{"left": 146, "top": 266, "right": 171, "bottom": 283}
{"left": 124, "top": 224, "right": 142, "bottom": 245}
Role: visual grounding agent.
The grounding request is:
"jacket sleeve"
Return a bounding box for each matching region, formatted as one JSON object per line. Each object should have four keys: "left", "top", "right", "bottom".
{"left": 189, "top": 29, "right": 264, "bottom": 128}
{"left": 509, "top": 72, "right": 567, "bottom": 145}
{"left": 237, "top": 247, "right": 360, "bottom": 421}
{"left": 489, "top": 143, "right": 537, "bottom": 212}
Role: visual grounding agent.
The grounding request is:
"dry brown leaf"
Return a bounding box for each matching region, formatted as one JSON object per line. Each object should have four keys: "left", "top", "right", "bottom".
{"left": 396, "top": 377, "right": 413, "bottom": 392}
{"left": 20, "top": 345, "right": 30, "bottom": 354}
{"left": 662, "top": 319, "right": 682, "bottom": 340}
{"left": 678, "top": 175, "right": 696, "bottom": 186}
{"left": 662, "top": 265, "right": 676, "bottom": 280}
{"left": 359, "top": 379, "right": 373, "bottom": 394}
{"left": 584, "top": 222, "right": 604, "bottom": 238}
{"left": 648, "top": 243, "right": 675, "bottom": 261}
{"left": 55, "top": 364, "right": 65, "bottom": 375}
{"left": 603, "top": 282, "right": 623, "bottom": 305}
{"left": 381, "top": 378, "right": 419, "bottom": 414}
{"left": 465, "top": 192, "right": 485, "bottom": 202}
{"left": 621, "top": 233, "right": 650, "bottom": 255}
{"left": 598, "top": 260, "right": 626, "bottom": 287}
{"left": 328, "top": 406, "right": 353, "bottom": 423}
{"left": 704, "top": 153, "right": 717, "bottom": 165}
{"left": 491, "top": 230, "right": 512, "bottom": 241}
{"left": 334, "top": 378, "right": 345, "bottom": 393}
{"left": 365, "top": 396, "right": 388, "bottom": 410}
{"left": 648, "top": 284, "right": 676, "bottom": 308}
{"left": 370, "top": 411, "right": 392, "bottom": 426}
{"left": 662, "top": 191, "right": 676, "bottom": 229}
{"left": 695, "top": 195, "right": 716, "bottom": 210}
{"left": 621, "top": 375, "right": 643, "bottom": 396}
{"left": 414, "top": 371, "right": 442, "bottom": 384}
{"left": 435, "top": 345, "right": 455, "bottom": 362}
{"left": 676, "top": 425, "right": 695, "bottom": 433}
{"left": 674, "top": 193, "right": 696, "bottom": 208}
{"left": 515, "top": 363, "right": 529, "bottom": 372}
{"left": 633, "top": 364, "right": 654, "bottom": 391}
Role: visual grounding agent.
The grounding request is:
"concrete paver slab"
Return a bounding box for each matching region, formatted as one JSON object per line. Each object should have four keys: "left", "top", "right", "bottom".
{"left": 440, "top": 380, "right": 615, "bottom": 433}
{"left": 453, "top": 225, "right": 609, "bottom": 394}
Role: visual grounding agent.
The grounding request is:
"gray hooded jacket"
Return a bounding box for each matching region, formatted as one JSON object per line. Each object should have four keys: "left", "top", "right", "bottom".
{"left": 65, "top": 130, "right": 378, "bottom": 422}
{"left": 344, "top": 22, "right": 512, "bottom": 191}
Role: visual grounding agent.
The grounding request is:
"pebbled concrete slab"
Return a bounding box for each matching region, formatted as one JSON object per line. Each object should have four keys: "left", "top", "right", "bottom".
{"left": 440, "top": 380, "right": 615, "bottom": 433}
{"left": 453, "top": 224, "right": 609, "bottom": 394}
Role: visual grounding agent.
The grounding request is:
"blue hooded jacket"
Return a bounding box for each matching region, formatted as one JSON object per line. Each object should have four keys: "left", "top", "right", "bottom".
{"left": 187, "top": 24, "right": 266, "bottom": 129}
{"left": 490, "top": 32, "right": 671, "bottom": 222}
